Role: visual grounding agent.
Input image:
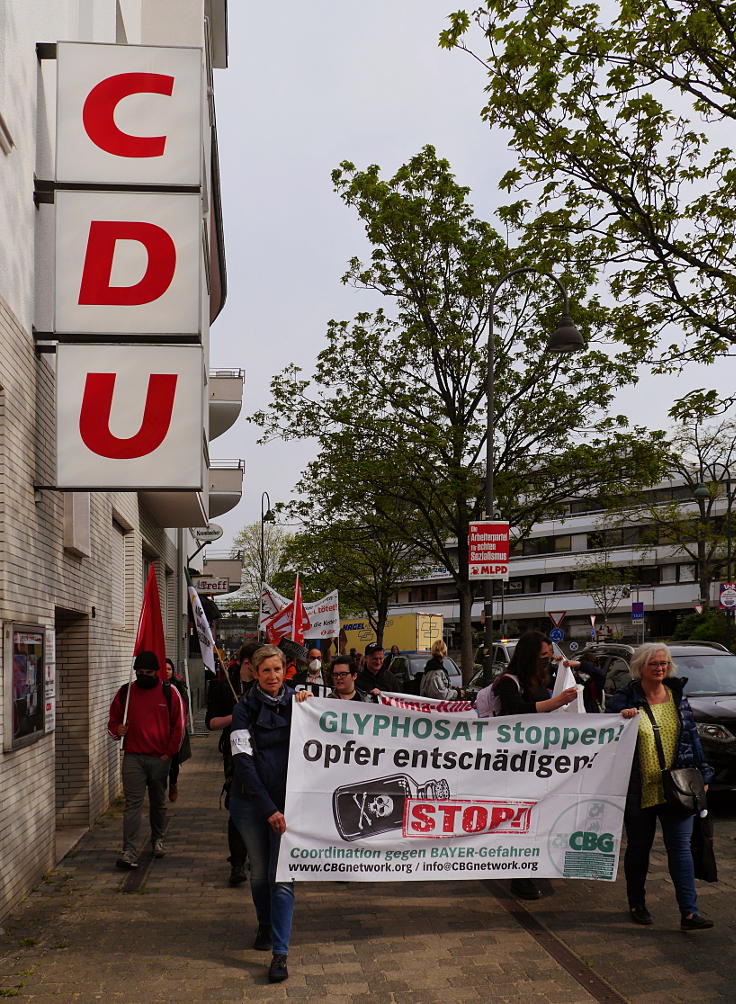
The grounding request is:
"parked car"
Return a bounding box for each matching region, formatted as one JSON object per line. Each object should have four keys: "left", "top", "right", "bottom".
{"left": 388, "top": 652, "right": 463, "bottom": 695}
{"left": 466, "top": 638, "right": 565, "bottom": 701}
{"left": 592, "top": 642, "right": 736, "bottom": 791}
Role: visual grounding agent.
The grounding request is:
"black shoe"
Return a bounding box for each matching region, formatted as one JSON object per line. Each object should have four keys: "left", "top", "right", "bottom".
{"left": 229, "top": 863, "right": 247, "bottom": 886}
{"left": 681, "top": 913, "right": 714, "bottom": 931}
{"left": 116, "top": 851, "right": 138, "bottom": 870}
{"left": 510, "top": 878, "right": 542, "bottom": 900}
{"left": 268, "top": 953, "right": 288, "bottom": 983}
{"left": 629, "top": 905, "right": 653, "bottom": 926}
{"left": 253, "top": 924, "right": 272, "bottom": 951}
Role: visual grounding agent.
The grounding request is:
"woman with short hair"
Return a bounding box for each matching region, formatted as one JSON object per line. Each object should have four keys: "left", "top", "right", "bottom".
{"left": 229, "top": 644, "right": 312, "bottom": 983}
{"left": 608, "top": 642, "right": 713, "bottom": 930}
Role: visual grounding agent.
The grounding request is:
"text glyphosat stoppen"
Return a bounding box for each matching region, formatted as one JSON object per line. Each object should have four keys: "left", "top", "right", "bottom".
{"left": 302, "top": 711, "right": 627, "bottom": 779}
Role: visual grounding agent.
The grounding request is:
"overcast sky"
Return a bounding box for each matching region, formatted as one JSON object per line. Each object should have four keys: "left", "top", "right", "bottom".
{"left": 208, "top": 1, "right": 734, "bottom": 552}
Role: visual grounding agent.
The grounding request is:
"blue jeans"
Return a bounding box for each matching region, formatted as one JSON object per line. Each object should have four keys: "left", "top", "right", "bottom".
{"left": 229, "top": 794, "right": 295, "bottom": 954}
{"left": 624, "top": 800, "right": 697, "bottom": 917}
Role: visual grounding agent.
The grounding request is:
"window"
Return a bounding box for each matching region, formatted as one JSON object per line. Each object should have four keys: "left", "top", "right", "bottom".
{"left": 111, "top": 520, "right": 127, "bottom": 628}
{"left": 679, "top": 564, "right": 695, "bottom": 583}
{"left": 554, "top": 535, "right": 572, "bottom": 553}
{"left": 661, "top": 565, "right": 677, "bottom": 584}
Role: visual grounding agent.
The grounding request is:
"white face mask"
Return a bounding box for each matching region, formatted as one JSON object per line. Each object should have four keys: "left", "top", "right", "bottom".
{"left": 309, "top": 659, "right": 321, "bottom": 672}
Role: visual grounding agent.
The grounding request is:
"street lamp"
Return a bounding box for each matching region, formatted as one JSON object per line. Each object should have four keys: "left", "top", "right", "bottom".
{"left": 693, "top": 465, "right": 734, "bottom": 593}
{"left": 260, "top": 491, "right": 275, "bottom": 640}
{"left": 483, "top": 267, "right": 584, "bottom": 657}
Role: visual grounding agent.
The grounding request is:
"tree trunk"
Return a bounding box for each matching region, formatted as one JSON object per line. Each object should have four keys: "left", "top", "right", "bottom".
{"left": 457, "top": 579, "right": 475, "bottom": 684}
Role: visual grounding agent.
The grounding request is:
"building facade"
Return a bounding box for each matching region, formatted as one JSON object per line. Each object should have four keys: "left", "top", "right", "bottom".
{"left": 391, "top": 479, "right": 730, "bottom": 648}
{"left": 0, "top": 0, "right": 242, "bottom": 921}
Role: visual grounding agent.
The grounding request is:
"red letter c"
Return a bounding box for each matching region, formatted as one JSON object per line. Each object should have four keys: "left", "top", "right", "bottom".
{"left": 82, "top": 72, "right": 174, "bottom": 158}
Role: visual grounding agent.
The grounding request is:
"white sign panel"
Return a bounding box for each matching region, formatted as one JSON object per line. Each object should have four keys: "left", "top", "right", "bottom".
{"left": 276, "top": 701, "right": 638, "bottom": 883}
{"left": 56, "top": 343, "right": 203, "bottom": 489}
{"left": 54, "top": 190, "right": 201, "bottom": 336}
{"left": 56, "top": 42, "right": 202, "bottom": 186}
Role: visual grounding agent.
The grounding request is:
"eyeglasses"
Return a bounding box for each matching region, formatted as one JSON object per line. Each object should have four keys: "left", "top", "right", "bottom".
{"left": 332, "top": 672, "right": 353, "bottom": 679}
{"left": 647, "top": 661, "right": 669, "bottom": 668}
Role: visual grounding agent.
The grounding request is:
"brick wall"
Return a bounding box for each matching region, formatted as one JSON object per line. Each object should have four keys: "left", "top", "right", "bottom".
{"left": 0, "top": 295, "right": 183, "bottom": 921}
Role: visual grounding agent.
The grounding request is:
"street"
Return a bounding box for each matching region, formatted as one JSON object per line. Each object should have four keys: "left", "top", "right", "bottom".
{"left": 0, "top": 732, "right": 734, "bottom": 1003}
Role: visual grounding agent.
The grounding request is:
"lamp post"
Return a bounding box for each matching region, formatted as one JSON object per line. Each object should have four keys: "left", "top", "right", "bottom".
{"left": 483, "top": 267, "right": 584, "bottom": 657}
{"left": 693, "top": 464, "right": 734, "bottom": 608}
{"left": 259, "top": 491, "right": 275, "bottom": 640}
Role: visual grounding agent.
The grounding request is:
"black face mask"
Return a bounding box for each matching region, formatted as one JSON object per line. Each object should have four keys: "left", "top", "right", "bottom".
{"left": 135, "top": 673, "right": 158, "bottom": 690}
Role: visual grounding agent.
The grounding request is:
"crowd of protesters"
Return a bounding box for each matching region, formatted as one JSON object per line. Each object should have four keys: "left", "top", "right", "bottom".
{"left": 108, "top": 629, "right": 715, "bottom": 986}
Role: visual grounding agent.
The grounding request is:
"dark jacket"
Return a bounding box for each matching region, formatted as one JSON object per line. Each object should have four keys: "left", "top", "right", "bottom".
{"left": 206, "top": 673, "right": 252, "bottom": 778}
{"left": 607, "top": 677, "right": 713, "bottom": 796}
{"left": 328, "top": 688, "right": 374, "bottom": 702}
{"left": 231, "top": 684, "right": 295, "bottom": 819}
{"left": 356, "top": 664, "right": 402, "bottom": 694}
{"left": 495, "top": 675, "right": 548, "bottom": 716}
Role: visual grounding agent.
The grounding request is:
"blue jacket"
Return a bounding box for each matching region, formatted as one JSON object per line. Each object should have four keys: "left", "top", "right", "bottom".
{"left": 230, "top": 684, "right": 295, "bottom": 819}
{"left": 607, "top": 677, "right": 713, "bottom": 791}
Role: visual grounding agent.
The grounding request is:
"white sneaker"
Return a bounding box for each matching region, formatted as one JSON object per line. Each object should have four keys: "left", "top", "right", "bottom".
{"left": 116, "top": 850, "right": 138, "bottom": 870}
{"left": 153, "top": 839, "right": 166, "bottom": 858}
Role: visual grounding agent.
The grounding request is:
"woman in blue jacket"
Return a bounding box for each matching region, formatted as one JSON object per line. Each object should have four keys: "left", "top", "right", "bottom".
{"left": 229, "top": 644, "right": 311, "bottom": 984}
{"left": 608, "top": 642, "right": 713, "bottom": 931}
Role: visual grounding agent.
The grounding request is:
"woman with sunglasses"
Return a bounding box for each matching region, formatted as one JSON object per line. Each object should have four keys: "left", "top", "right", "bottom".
{"left": 607, "top": 642, "right": 714, "bottom": 931}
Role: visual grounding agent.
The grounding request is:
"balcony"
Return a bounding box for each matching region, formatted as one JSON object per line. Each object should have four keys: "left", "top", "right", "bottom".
{"left": 139, "top": 489, "right": 208, "bottom": 528}
{"left": 202, "top": 550, "right": 244, "bottom": 589}
{"left": 208, "top": 459, "right": 244, "bottom": 517}
{"left": 209, "top": 368, "right": 244, "bottom": 440}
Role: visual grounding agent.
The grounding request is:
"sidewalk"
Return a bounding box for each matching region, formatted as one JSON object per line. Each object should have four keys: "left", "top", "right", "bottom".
{"left": 0, "top": 732, "right": 734, "bottom": 1003}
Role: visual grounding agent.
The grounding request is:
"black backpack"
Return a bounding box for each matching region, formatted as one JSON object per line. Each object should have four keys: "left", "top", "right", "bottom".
{"left": 119, "top": 680, "right": 173, "bottom": 712}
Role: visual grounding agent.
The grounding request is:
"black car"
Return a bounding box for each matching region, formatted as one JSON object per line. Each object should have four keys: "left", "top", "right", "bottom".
{"left": 388, "top": 652, "right": 463, "bottom": 695}
{"left": 668, "top": 644, "right": 736, "bottom": 791}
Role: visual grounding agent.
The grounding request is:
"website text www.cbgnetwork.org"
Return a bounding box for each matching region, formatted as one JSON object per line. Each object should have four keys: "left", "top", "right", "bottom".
{"left": 287, "top": 843, "right": 540, "bottom": 876}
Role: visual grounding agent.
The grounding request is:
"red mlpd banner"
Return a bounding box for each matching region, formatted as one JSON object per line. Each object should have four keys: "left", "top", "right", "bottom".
{"left": 468, "top": 521, "right": 510, "bottom": 579}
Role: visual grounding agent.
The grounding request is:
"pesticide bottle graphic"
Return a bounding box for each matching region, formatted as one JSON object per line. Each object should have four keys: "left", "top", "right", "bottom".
{"left": 332, "top": 774, "right": 450, "bottom": 841}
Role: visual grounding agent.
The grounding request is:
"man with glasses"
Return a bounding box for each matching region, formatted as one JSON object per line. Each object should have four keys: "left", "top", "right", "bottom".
{"left": 328, "top": 656, "right": 375, "bottom": 702}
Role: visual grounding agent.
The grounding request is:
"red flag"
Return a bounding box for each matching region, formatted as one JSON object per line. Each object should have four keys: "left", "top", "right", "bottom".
{"left": 265, "top": 602, "right": 295, "bottom": 645}
{"left": 134, "top": 565, "right": 167, "bottom": 680}
{"left": 292, "top": 574, "right": 307, "bottom": 645}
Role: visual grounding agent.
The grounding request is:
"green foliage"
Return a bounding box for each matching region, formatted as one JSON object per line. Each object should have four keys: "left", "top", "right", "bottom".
{"left": 441, "top": 2, "right": 736, "bottom": 372}
{"left": 575, "top": 546, "right": 632, "bottom": 621}
{"left": 223, "top": 521, "right": 291, "bottom": 616}
{"left": 672, "top": 610, "right": 736, "bottom": 651}
{"left": 252, "top": 146, "right": 665, "bottom": 669}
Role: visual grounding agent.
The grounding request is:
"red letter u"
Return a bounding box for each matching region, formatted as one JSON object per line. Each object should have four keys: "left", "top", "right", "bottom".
{"left": 79, "top": 372, "right": 178, "bottom": 459}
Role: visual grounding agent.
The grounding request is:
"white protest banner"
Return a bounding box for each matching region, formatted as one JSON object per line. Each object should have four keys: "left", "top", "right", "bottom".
{"left": 378, "top": 691, "right": 473, "bottom": 714}
{"left": 259, "top": 583, "right": 340, "bottom": 640}
{"left": 277, "top": 699, "right": 638, "bottom": 883}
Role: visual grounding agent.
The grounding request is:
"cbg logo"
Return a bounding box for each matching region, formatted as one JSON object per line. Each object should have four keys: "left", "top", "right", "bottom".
{"left": 569, "top": 830, "right": 614, "bottom": 853}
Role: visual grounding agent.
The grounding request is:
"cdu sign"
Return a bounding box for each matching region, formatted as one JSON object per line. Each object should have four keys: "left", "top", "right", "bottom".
{"left": 43, "top": 41, "right": 206, "bottom": 492}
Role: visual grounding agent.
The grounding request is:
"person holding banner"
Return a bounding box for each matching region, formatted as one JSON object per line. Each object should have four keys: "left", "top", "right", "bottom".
{"left": 608, "top": 643, "right": 714, "bottom": 931}
{"left": 229, "top": 644, "right": 312, "bottom": 984}
{"left": 328, "top": 655, "right": 374, "bottom": 702}
{"left": 476, "top": 632, "right": 578, "bottom": 899}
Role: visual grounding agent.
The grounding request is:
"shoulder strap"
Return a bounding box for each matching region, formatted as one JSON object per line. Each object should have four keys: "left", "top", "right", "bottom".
{"left": 120, "top": 681, "right": 172, "bottom": 710}
{"left": 641, "top": 702, "right": 667, "bottom": 771}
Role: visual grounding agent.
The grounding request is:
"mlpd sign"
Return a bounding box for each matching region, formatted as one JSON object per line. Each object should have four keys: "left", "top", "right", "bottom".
{"left": 468, "top": 521, "right": 510, "bottom": 579}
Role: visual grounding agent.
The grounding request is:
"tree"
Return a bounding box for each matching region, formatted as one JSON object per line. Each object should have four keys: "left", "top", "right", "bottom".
{"left": 279, "top": 514, "right": 424, "bottom": 646}
{"left": 575, "top": 545, "right": 633, "bottom": 626}
{"left": 623, "top": 412, "right": 736, "bottom": 607}
{"left": 253, "top": 146, "right": 666, "bottom": 677}
{"left": 225, "top": 521, "right": 290, "bottom": 616}
{"left": 440, "top": 2, "right": 736, "bottom": 375}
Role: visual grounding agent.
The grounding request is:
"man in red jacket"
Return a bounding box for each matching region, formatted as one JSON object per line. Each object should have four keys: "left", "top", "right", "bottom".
{"left": 108, "top": 651, "right": 185, "bottom": 869}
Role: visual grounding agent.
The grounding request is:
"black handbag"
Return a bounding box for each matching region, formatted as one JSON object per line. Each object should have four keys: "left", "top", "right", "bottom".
{"left": 641, "top": 703, "right": 707, "bottom": 816}
{"left": 691, "top": 812, "right": 718, "bottom": 882}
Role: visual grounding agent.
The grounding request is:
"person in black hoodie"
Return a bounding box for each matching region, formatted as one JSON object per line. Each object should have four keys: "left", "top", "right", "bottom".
{"left": 229, "top": 644, "right": 312, "bottom": 984}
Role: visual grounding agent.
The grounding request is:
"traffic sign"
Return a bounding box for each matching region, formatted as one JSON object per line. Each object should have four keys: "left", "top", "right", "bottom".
{"left": 547, "top": 611, "right": 567, "bottom": 628}
{"left": 549, "top": 627, "right": 565, "bottom": 642}
{"left": 569, "top": 641, "right": 579, "bottom": 653}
